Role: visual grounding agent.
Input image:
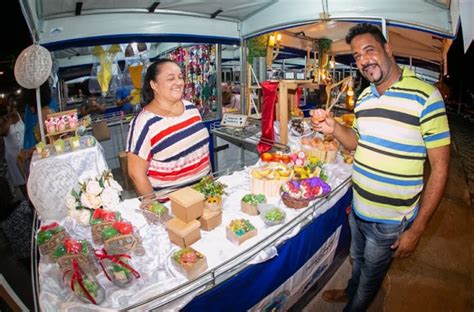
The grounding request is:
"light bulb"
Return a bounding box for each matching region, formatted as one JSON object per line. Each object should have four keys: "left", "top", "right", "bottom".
{"left": 268, "top": 35, "right": 276, "bottom": 47}
{"left": 347, "top": 86, "right": 354, "bottom": 97}
{"left": 276, "top": 33, "right": 282, "bottom": 42}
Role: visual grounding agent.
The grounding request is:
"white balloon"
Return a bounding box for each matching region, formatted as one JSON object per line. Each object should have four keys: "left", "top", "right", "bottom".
{"left": 27, "top": 158, "right": 78, "bottom": 221}
{"left": 14, "top": 44, "right": 52, "bottom": 89}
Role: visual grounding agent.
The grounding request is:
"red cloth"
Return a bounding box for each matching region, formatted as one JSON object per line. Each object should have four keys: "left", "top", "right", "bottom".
{"left": 295, "top": 87, "right": 303, "bottom": 116}
{"left": 257, "top": 81, "right": 279, "bottom": 154}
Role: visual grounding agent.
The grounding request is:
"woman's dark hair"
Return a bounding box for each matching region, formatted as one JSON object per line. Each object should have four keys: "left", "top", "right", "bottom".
{"left": 345, "top": 23, "right": 387, "bottom": 47}
{"left": 142, "top": 59, "right": 178, "bottom": 105}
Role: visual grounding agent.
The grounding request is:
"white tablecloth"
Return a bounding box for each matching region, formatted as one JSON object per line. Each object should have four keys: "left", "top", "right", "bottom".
{"left": 28, "top": 137, "right": 109, "bottom": 221}
{"left": 30, "top": 136, "right": 108, "bottom": 182}
{"left": 38, "top": 158, "right": 352, "bottom": 311}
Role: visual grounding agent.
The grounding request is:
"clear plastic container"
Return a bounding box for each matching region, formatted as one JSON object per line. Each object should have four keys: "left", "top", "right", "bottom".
{"left": 258, "top": 204, "right": 286, "bottom": 226}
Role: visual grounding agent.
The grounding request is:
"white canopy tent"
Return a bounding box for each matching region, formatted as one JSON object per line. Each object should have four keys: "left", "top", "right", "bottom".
{"left": 20, "top": 0, "right": 460, "bottom": 47}
{"left": 19, "top": 0, "right": 464, "bottom": 70}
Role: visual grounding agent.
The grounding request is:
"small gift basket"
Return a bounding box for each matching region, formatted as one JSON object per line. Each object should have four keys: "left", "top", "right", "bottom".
{"left": 171, "top": 247, "right": 208, "bottom": 280}
{"left": 140, "top": 197, "right": 171, "bottom": 225}
{"left": 280, "top": 177, "right": 331, "bottom": 209}
{"left": 241, "top": 193, "right": 266, "bottom": 216}
{"left": 36, "top": 222, "right": 70, "bottom": 262}
{"left": 52, "top": 239, "right": 100, "bottom": 276}
{"left": 90, "top": 208, "right": 122, "bottom": 245}
{"left": 192, "top": 176, "right": 227, "bottom": 211}
{"left": 300, "top": 135, "right": 339, "bottom": 163}
{"left": 102, "top": 221, "right": 145, "bottom": 256}
{"left": 62, "top": 259, "right": 106, "bottom": 305}
{"left": 258, "top": 204, "right": 286, "bottom": 226}
{"left": 226, "top": 219, "right": 257, "bottom": 245}
{"left": 94, "top": 248, "right": 141, "bottom": 288}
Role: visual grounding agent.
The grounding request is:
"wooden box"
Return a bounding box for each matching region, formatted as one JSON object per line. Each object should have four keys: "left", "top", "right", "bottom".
{"left": 169, "top": 187, "right": 205, "bottom": 223}
{"left": 199, "top": 210, "right": 222, "bottom": 231}
{"left": 166, "top": 218, "right": 201, "bottom": 248}
{"left": 171, "top": 247, "right": 208, "bottom": 280}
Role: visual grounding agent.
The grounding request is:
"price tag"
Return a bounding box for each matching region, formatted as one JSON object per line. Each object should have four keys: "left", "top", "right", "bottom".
{"left": 221, "top": 114, "right": 248, "bottom": 128}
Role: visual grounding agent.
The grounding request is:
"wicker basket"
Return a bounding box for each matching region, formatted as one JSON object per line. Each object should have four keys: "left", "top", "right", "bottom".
{"left": 281, "top": 193, "right": 310, "bottom": 209}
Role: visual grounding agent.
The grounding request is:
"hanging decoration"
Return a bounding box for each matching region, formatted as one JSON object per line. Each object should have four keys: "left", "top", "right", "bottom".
{"left": 123, "top": 43, "right": 150, "bottom": 105}
{"left": 14, "top": 44, "right": 52, "bottom": 89}
{"left": 169, "top": 45, "right": 217, "bottom": 118}
{"left": 91, "top": 46, "right": 112, "bottom": 96}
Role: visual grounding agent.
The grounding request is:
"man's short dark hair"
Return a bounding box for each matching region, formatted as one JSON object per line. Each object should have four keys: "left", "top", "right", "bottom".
{"left": 345, "top": 23, "right": 387, "bottom": 47}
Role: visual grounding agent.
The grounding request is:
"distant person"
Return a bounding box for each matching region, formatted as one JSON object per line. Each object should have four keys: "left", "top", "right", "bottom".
{"left": 115, "top": 85, "right": 134, "bottom": 114}
{"left": 80, "top": 79, "right": 106, "bottom": 117}
{"left": 7, "top": 94, "right": 19, "bottom": 115}
{"left": 0, "top": 100, "right": 27, "bottom": 198}
{"left": 22, "top": 83, "right": 57, "bottom": 149}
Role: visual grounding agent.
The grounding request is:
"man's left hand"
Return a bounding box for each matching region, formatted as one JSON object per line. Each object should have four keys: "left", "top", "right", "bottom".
{"left": 391, "top": 228, "right": 422, "bottom": 258}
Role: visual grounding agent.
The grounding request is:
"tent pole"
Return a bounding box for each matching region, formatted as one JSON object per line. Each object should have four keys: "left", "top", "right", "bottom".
{"left": 381, "top": 18, "right": 389, "bottom": 42}
{"left": 36, "top": 87, "right": 45, "bottom": 142}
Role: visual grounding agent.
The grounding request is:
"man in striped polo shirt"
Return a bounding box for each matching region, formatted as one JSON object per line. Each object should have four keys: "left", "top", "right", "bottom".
{"left": 312, "top": 24, "right": 450, "bottom": 311}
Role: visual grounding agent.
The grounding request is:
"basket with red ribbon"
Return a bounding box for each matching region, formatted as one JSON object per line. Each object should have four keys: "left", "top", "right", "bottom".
{"left": 53, "top": 238, "right": 100, "bottom": 276}
{"left": 63, "top": 258, "right": 105, "bottom": 305}
{"left": 94, "top": 248, "right": 141, "bottom": 288}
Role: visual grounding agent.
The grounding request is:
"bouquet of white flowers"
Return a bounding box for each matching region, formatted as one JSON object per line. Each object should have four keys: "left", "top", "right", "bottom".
{"left": 66, "top": 171, "right": 123, "bottom": 225}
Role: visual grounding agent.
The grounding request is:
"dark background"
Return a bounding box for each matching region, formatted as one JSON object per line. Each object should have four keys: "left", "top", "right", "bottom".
{"left": 0, "top": 1, "right": 32, "bottom": 91}
{"left": 0, "top": 1, "right": 472, "bottom": 103}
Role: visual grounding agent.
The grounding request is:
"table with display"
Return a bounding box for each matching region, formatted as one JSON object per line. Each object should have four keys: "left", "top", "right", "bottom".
{"left": 32, "top": 157, "right": 352, "bottom": 311}
{"left": 27, "top": 137, "right": 109, "bottom": 221}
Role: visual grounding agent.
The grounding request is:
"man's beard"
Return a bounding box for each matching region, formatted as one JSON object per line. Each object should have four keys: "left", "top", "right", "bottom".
{"left": 362, "top": 63, "right": 384, "bottom": 85}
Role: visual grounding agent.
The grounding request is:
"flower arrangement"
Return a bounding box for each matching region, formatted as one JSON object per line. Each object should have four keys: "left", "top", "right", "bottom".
{"left": 192, "top": 176, "right": 227, "bottom": 198}
{"left": 66, "top": 171, "right": 123, "bottom": 225}
{"left": 192, "top": 176, "right": 227, "bottom": 211}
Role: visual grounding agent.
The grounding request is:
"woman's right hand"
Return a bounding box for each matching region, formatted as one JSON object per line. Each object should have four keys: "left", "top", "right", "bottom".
{"left": 310, "top": 109, "right": 337, "bottom": 134}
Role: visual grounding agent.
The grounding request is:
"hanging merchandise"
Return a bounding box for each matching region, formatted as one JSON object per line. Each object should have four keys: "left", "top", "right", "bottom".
{"left": 88, "top": 45, "right": 122, "bottom": 96}
{"left": 169, "top": 45, "right": 217, "bottom": 119}
{"left": 91, "top": 46, "right": 112, "bottom": 96}
{"left": 123, "top": 43, "right": 150, "bottom": 106}
{"left": 107, "top": 44, "right": 123, "bottom": 95}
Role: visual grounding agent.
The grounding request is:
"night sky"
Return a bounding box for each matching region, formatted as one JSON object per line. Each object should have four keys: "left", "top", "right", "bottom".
{"left": 0, "top": 1, "right": 32, "bottom": 90}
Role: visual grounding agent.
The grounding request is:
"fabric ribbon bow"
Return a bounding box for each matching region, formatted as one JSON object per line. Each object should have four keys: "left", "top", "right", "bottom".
{"left": 94, "top": 248, "right": 141, "bottom": 281}
{"left": 63, "top": 259, "right": 97, "bottom": 305}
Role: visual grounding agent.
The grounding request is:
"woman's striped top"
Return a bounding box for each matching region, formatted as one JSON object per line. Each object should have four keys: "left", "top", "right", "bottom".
{"left": 351, "top": 67, "right": 450, "bottom": 224}
{"left": 126, "top": 100, "right": 210, "bottom": 197}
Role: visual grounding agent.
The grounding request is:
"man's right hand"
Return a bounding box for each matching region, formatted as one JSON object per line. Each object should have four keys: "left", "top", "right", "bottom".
{"left": 310, "top": 109, "right": 337, "bottom": 134}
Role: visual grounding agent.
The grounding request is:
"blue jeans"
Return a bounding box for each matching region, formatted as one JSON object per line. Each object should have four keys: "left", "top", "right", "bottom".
{"left": 344, "top": 211, "right": 411, "bottom": 312}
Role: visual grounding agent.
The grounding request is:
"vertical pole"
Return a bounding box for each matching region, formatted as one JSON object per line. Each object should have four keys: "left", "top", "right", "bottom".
{"left": 216, "top": 44, "right": 223, "bottom": 120}
{"left": 36, "top": 87, "right": 45, "bottom": 142}
{"left": 381, "top": 18, "right": 389, "bottom": 42}
{"left": 240, "top": 38, "right": 247, "bottom": 116}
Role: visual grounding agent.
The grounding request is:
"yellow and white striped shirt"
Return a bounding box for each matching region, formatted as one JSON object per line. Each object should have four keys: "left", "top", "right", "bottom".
{"left": 352, "top": 67, "right": 450, "bottom": 224}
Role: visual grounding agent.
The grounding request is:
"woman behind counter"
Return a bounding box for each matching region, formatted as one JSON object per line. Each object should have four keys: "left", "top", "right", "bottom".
{"left": 126, "top": 59, "right": 211, "bottom": 199}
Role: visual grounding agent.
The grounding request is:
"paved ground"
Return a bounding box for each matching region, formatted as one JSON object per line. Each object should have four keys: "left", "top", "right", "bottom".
{"left": 448, "top": 114, "right": 474, "bottom": 205}
{"left": 303, "top": 113, "right": 474, "bottom": 311}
